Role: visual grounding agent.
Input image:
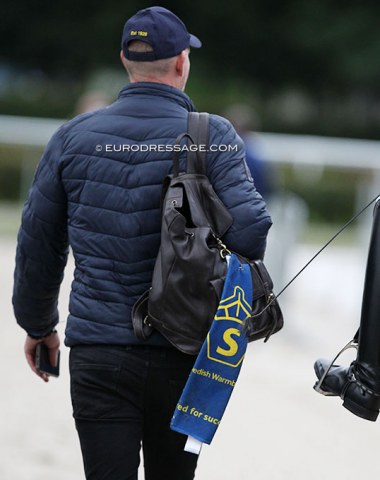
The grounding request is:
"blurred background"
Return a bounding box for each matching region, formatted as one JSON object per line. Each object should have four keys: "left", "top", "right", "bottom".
{"left": 1, "top": 1, "right": 380, "bottom": 479}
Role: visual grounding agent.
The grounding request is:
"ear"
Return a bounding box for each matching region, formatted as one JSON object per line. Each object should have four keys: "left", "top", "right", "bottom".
{"left": 120, "top": 50, "right": 127, "bottom": 67}
{"left": 175, "top": 50, "right": 187, "bottom": 76}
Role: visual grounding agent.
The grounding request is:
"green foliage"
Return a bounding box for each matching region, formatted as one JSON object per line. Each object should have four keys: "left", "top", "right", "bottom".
{"left": 280, "top": 166, "right": 358, "bottom": 222}
{"left": 0, "top": 146, "right": 40, "bottom": 201}
{"left": 0, "top": 148, "right": 23, "bottom": 201}
{"left": 2, "top": 0, "right": 380, "bottom": 90}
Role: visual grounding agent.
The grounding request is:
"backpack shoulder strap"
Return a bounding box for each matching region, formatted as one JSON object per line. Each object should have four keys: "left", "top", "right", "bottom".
{"left": 187, "top": 112, "right": 209, "bottom": 175}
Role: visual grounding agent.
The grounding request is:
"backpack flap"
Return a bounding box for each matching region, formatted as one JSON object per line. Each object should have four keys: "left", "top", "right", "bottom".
{"left": 171, "top": 175, "right": 233, "bottom": 238}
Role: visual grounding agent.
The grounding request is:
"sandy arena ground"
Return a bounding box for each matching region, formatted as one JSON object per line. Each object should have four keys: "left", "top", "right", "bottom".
{"left": 1, "top": 231, "right": 380, "bottom": 479}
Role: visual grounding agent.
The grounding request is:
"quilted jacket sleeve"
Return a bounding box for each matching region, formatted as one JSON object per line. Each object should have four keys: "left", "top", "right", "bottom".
{"left": 12, "top": 128, "right": 69, "bottom": 337}
{"left": 207, "top": 115, "right": 272, "bottom": 260}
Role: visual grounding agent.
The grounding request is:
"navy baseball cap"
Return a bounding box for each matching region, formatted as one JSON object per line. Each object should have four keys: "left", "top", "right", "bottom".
{"left": 121, "top": 6, "right": 202, "bottom": 61}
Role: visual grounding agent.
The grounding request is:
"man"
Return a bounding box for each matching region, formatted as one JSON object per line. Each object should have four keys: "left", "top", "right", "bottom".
{"left": 13, "top": 6, "right": 272, "bottom": 480}
{"left": 224, "top": 103, "right": 274, "bottom": 198}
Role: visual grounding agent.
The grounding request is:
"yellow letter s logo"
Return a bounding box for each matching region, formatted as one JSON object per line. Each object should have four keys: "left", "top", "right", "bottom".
{"left": 216, "top": 328, "right": 241, "bottom": 357}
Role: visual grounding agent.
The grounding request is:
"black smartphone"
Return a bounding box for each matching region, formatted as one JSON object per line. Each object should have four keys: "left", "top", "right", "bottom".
{"left": 35, "top": 343, "right": 60, "bottom": 377}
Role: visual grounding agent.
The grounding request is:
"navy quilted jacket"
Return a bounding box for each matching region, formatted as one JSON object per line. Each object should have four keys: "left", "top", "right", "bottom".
{"left": 13, "top": 82, "right": 272, "bottom": 346}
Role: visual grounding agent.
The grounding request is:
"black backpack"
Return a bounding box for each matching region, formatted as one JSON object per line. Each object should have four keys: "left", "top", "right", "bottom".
{"left": 132, "top": 112, "right": 283, "bottom": 354}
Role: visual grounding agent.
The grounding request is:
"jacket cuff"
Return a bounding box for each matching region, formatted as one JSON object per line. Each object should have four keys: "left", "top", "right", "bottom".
{"left": 27, "top": 328, "right": 57, "bottom": 340}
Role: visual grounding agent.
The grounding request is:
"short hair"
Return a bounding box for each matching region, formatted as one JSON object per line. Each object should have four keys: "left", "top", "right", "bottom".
{"left": 124, "top": 40, "right": 176, "bottom": 77}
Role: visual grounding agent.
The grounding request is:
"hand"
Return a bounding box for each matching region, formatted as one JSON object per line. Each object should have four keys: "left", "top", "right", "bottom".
{"left": 24, "top": 331, "right": 60, "bottom": 382}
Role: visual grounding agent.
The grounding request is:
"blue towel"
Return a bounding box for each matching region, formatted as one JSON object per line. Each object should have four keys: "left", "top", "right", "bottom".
{"left": 170, "top": 254, "right": 253, "bottom": 444}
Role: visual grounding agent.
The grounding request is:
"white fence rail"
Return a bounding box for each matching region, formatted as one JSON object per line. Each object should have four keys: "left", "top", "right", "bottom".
{"left": 2, "top": 113, "right": 380, "bottom": 172}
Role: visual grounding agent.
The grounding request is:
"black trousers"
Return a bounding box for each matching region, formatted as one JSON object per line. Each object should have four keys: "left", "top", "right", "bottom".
{"left": 69, "top": 345, "right": 198, "bottom": 480}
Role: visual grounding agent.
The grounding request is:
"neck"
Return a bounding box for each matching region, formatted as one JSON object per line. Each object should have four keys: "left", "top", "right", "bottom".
{"left": 129, "top": 75, "right": 184, "bottom": 91}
